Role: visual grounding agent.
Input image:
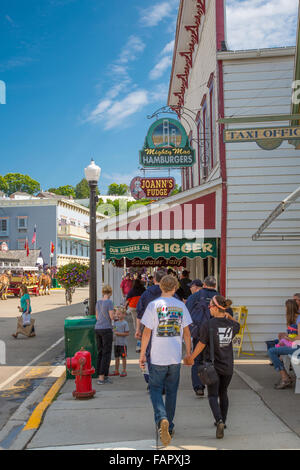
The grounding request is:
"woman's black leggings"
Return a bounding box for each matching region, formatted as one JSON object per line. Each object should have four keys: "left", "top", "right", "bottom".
{"left": 95, "top": 329, "right": 113, "bottom": 377}
{"left": 207, "top": 373, "right": 233, "bottom": 424}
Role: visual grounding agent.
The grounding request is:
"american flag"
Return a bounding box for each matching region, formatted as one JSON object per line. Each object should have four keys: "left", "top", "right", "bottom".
{"left": 31, "top": 225, "right": 37, "bottom": 245}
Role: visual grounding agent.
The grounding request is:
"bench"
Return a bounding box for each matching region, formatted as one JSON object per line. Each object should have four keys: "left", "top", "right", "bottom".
{"left": 282, "top": 342, "right": 300, "bottom": 394}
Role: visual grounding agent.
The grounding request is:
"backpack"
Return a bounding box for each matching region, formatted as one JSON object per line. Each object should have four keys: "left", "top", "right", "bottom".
{"left": 188, "top": 296, "right": 211, "bottom": 339}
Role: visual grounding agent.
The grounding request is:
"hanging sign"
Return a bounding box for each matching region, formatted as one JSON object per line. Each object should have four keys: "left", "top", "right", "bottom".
{"left": 224, "top": 126, "right": 300, "bottom": 150}
{"left": 105, "top": 239, "right": 217, "bottom": 261}
{"left": 130, "top": 177, "right": 175, "bottom": 200}
{"left": 140, "top": 118, "right": 195, "bottom": 168}
{"left": 114, "top": 257, "right": 187, "bottom": 268}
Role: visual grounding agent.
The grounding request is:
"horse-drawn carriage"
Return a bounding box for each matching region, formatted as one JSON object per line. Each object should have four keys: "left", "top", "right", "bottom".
{"left": 0, "top": 268, "right": 52, "bottom": 299}
{"left": 7, "top": 271, "right": 40, "bottom": 297}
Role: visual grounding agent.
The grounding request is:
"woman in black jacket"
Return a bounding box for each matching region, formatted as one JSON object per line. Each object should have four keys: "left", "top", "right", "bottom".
{"left": 185, "top": 295, "right": 240, "bottom": 439}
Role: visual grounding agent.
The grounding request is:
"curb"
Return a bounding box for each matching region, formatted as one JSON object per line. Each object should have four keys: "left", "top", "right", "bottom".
{"left": 24, "top": 370, "right": 66, "bottom": 431}
{"left": 0, "top": 369, "right": 66, "bottom": 450}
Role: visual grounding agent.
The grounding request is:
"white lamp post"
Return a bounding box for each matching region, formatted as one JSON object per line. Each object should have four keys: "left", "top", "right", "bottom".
{"left": 84, "top": 159, "right": 101, "bottom": 316}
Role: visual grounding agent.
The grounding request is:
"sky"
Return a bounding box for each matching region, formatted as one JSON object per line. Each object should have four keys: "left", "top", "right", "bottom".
{"left": 0, "top": 0, "right": 298, "bottom": 195}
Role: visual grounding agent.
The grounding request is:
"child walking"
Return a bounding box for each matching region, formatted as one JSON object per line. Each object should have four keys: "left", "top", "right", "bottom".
{"left": 110, "top": 307, "right": 130, "bottom": 377}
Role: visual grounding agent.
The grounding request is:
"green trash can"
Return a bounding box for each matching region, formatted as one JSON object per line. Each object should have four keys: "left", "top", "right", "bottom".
{"left": 64, "top": 316, "right": 98, "bottom": 379}
{"left": 52, "top": 278, "right": 61, "bottom": 288}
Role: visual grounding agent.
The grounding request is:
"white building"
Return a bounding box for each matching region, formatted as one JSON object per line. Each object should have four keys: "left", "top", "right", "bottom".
{"left": 167, "top": 0, "right": 300, "bottom": 350}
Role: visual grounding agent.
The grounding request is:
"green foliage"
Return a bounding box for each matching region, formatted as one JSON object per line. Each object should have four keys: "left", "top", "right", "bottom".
{"left": 47, "top": 185, "right": 76, "bottom": 198}
{"left": 75, "top": 178, "right": 100, "bottom": 199}
{"left": 171, "top": 184, "right": 182, "bottom": 196}
{"left": 107, "top": 183, "right": 129, "bottom": 196}
{"left": 57, "top": 262, "right": 89, "bottom": 289}
{"left": 97, "top": 198, "right": 151, "bottom": 217}
{"left": 0, "top": 176, "right": 8, "bottom": 194}
{"left": 3, "top": 173, "right": 41, "bottom": 196}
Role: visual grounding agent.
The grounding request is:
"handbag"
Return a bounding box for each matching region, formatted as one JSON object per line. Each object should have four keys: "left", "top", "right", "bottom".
{"left": 197, "top": 320, "right": 219, "bottom": 386}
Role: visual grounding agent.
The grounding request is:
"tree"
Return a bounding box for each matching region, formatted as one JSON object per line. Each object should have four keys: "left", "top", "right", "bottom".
{"left": 171, "top": 184, "right": 182, "bottom": 196}
{"left": 4, "top": 173, "right": 40, "bottom": 196}
{"left": 107, "top": 183, "right": 129, "bottom": 196}
{"left": 75, "top": 178, "right": 100, "bottom": 199}
{"left": 97, "top": 198, "right": 151, "bottom": 217}
{"left": 47, "top": 185, "right": 76, "bottom": 198}
{"left": 0, "top": 176, "right": 8, "bottom": 194}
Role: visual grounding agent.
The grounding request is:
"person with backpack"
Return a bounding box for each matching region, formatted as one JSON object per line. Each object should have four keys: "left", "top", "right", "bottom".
{"left": 185, "top": 276, "right": 218, "bottom": 397}
{"left": 176, "top": 270, "right": 192, "bottom": 301}
{"left": 125, "top": 277, "right": 146, "bottom": 353}
{"left": 184, "top": 295, "right": 240, "bottom": 439}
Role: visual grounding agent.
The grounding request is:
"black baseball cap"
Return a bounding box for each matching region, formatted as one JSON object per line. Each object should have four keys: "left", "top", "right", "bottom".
{"left": 188, "top": 279, "right": 203, "bottom": 288}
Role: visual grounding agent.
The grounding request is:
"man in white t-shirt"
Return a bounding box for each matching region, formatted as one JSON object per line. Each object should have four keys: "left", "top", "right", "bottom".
{"left": 140, "top": 275, "right": 192, "bottom": 447}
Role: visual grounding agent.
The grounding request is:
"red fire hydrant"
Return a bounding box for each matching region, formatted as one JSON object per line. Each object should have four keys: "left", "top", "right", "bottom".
{"left": 66, "top": 348, "right": 96, "bottom": 399}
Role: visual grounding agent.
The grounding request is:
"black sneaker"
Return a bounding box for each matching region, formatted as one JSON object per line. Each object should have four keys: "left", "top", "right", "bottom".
{"left": 158, "top": 419, "right": 171, "bottom": 447}
{"left": 195, "top": 388, "right": 205, "bottom": 397}
{"left": 216, "top": 420, "right": 225, "bottom": 439}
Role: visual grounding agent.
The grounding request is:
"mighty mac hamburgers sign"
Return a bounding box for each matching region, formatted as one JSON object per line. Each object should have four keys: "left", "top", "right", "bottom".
{"left": 140, "top": 118, "right": 195, "bottom": 168}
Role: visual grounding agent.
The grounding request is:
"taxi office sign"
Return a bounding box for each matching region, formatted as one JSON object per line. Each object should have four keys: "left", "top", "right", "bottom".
{"left": 224, "top": 126, "right": 300, "bottom": 150}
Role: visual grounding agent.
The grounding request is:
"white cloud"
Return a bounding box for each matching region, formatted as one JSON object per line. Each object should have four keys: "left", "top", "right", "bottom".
{"left": 140, "top": 0, "right": 179, "bottom": 27}
{"left": 150, "top": 83, "right": 169, "bottom": 102}
{"left": 118, "top": 35, "right": 145, "bottom": 64}
{"left": 102, "top": 171, "right": 137, "bottom": 185}
{"left": 226, "top": 0, "right": 298, "bottom": 50}
{"left": 105, "top": 90, "right": 149, "bottom": 129}
{"left": 149, "top": 39, "right": 174, "bottom": 81}
{"left": 89, "top": 89, "right": 149, "bottom": 130}
{"left": 150, "top": 55, "right": 172, "bottom": 80}
{"left": 161, "top": 40, "right": 175, "bottom": 56}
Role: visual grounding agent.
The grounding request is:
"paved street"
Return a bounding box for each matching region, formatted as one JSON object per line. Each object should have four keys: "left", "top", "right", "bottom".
{"left": 26, "top": 332, "right": 300, "bottom": 451}
{"left": 0, "top": 287, "right": 89, "bottom": 433}
{"left": 0, "top": 290, "right": 299, "bottom": 450}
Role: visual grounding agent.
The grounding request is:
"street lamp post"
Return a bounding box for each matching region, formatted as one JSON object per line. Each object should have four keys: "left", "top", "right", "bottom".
{"left": 84, "top": 159, "right": 101, "bottom": 316}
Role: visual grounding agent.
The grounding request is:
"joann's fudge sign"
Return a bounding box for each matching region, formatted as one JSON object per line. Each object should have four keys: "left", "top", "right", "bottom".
{"left": 139, "top": 118, "right": 195, "bottom": 168}
{"left": 130, "top": 177, "right": 175, "bottom": 200}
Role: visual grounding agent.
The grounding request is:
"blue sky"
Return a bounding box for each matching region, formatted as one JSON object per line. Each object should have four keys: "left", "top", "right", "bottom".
{"left": 0, "top": 0, "right": 298, "bottom": 194}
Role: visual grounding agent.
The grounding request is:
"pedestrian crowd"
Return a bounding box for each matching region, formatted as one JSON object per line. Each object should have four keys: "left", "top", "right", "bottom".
{"left": 94, "top": 268, "right": 242, "bottom": 446}
{"left": 10, "top": 266, "right": 300, "bottom": 447}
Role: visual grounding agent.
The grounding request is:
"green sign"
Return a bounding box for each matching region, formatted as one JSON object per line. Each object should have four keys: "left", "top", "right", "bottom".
{"left": 105, "top": 239, "right": 217, "bottom": 260}
{"left": 140, "top": 118, "right": 195, "bottom": 168}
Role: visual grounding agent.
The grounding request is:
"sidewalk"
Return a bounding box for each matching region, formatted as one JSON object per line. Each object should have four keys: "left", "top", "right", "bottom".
{"left": 20, "top": 330, "right": 300, "bottom": 451}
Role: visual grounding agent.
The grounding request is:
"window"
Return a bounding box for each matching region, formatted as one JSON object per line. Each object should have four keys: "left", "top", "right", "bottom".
{"left": 17, "top": 239, "right": 26, "bottom": 250}
{"left": 209, "top": 79, "right": 216, "bottom": 170}
{"left": 18, "top": 217, "right": 28, "bottom": 230}
{"left": 0, "top": 218, "right": 9, "bottom": 235}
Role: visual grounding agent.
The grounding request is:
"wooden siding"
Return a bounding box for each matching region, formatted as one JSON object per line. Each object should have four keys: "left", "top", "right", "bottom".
{"left": 224, "top": 55, "right": 300, "bottom": 351}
